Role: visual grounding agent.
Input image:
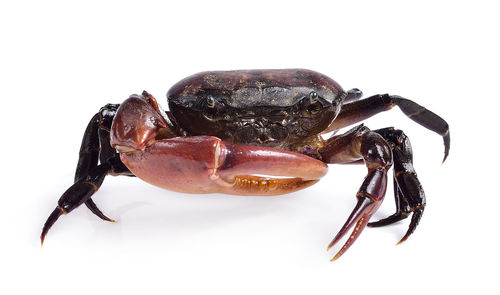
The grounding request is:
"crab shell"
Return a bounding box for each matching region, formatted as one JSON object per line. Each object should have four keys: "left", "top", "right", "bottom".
{"left": 166, "top": 69, "right": 345, "bottom": 148}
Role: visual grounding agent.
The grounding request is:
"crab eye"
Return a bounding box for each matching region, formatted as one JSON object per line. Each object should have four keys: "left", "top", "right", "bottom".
{"left": 309, "top": 91, "right": 318, "bottom": 103}
{"left": 206, "top": 96, "right": 216, "bottom": 108}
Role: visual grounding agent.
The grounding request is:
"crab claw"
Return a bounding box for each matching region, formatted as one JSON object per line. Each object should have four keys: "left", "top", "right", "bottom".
{"left": 327, "top": 195, "right": 380, "bottom": 261}
{"left": 327, "top": 165, "right": 388, "bottom": 262}
{"left": 41, "top": 207, "right": 64, "bottom": 246}
{"left": 320, "top": 129, "right": 392, "bottom": 261}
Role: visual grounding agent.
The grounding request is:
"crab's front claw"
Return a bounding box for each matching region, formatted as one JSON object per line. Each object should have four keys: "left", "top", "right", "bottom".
{"left": 320, "top": 127, "right": 392, "bottom": 260}
{"left": 118, "top": 136, "right": 328, "bottom": 196}
{"left": 110, "top": 92, "right": 328, "bottom": 195}
{"left": 327, "top": 168, "right": 387, "bottom": 261}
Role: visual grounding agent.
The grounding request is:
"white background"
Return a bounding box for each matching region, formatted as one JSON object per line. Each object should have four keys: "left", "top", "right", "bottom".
{"left": 1, "top": 1, "right": 498, "bottom": 294}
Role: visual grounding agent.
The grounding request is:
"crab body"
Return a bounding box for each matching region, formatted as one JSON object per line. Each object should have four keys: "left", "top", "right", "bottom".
{"left": 167, "top": 69, "right": 342, "bottom": 149}
{"left": 42, "top": 69, "right": 450, "bottom": 261}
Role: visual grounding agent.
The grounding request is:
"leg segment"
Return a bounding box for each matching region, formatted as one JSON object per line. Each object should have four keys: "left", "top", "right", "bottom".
{"left": 319, "top": 125, "right": 429, "bottom": 259}
{"left": 74, "top": 113, "right": 100, "bottom": 182}
{"left": 75, "top": 104, "right": 124, "bottom": 222}
{"left": 323, "top": 94, "right": 450, "bottom": 162}
{"left": 367, "top": 178, "right": 410, "bottom": 227}
{"left": 42, "top": 92, "right": 179, "bottom": 245}
{"left": 41, "top": 162, "right": 110, "bottom": 245}
{"left": 73, "top": 103, "right": 122, "bottom": 181}
{"left": 367, "top": 127, "right": 425, "bottom": 244}
{"left": 320, "top": 125, "right": 393, "bottom": 261}
{"left": 41, "top": 104, "right": 130, "bottom": 245}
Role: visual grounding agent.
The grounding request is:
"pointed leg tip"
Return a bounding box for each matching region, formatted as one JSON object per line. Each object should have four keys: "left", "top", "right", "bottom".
{"left": 396, "top": 237, "right": 407, "bottom": 246}
{"left": 102, "top": 215, "right": 117, "bottom": 223}
{"left": 40, "top": 207, "right": 63, "bottom": 248}
{"left": 101, "top": 216, "right": 116, "bottom": 223}
{"left": 40, "top": 233, "right": 47, "bottom": 248}
{"left": 442, "top": 152, "right": 449, "bottom": 164}
{"left": 396, "top": 226, "right": 416, "bottom": 245}
{"left": 40, "top": 231, "right": 48, "bottom": 248}
{"left": 40, "top": 230, "right": 47, "bottom": 248}
{"left": 442, "top": 131, "right": 450, "bottom": 164}
{"left": 396, "top": 209, "right": 422, "bottom": 245}
{"left": 85, "top": 199, "right": 116, "bottom": 222}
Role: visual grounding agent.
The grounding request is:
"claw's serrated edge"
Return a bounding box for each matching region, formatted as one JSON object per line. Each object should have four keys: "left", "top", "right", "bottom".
{"left": 329, "top": 215, "right": 369, "bottom": 262}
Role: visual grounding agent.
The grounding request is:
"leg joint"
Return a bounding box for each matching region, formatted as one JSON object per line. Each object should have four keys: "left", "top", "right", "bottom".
{"left": 98, "top": 103, "right": 120, "bottom": 131}
{"left": 360, "top": 132, "right": 393, "bottom": 169}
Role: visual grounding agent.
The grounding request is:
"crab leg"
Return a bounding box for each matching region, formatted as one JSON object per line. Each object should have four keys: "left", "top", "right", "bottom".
{"left": 324, "top": 94, "right": 450, "bottom": 162}
{"left": 41, "top": 154, "right": 134, "bottom": 245}
{"left": 41, "top": 104, "right": 132, "bottom": 245}
{"left": 72, "top": 104, "right": 127, "bottom": 222}
{"left": 367, "top": 128, "right": 426, "bottom": 244}
{"left": 41, "top": 162, "right": 110, "bottom": 245}
{"left": 119, "top": 136, "right": 328, "bottom": 196}
{"left": 319, "top": 125, "right": 393, "bottom": 261}
{"left": 74, "top": 113, "right": 100, "bottom": 183}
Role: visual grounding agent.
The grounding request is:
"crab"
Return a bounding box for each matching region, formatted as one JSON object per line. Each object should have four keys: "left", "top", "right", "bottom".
{"left": 41, "top": 69, "right": 450, "bottom": 260}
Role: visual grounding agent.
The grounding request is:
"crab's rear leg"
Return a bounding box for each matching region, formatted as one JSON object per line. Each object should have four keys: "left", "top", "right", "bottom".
{"left": 73, "top": 103, "right": 127, "bottom": 222}
{"left": 41, "top": 146, "right": 130, "bottom": 245}
{"left": 41, "top": 93, "right": 164, "bottom": 245}
{"left": 319, "top": 125, "right": 393, "bottom": 261}
{"left": 367, "top": 127, "right": 425, "bottom": 244}
{"left": 324, "top": 93, "right": 450, "bottom": 162}
{"left": 42, "top": 106, "right": 116, "bottom": 245}
{"left": 41, "top": 156, "right": 130, "bottom": 245}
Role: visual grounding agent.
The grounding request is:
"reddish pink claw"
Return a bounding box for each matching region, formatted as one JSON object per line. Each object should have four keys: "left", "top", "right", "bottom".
{"left": 327, "top": 195, "right": 379, "bottom": 261}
